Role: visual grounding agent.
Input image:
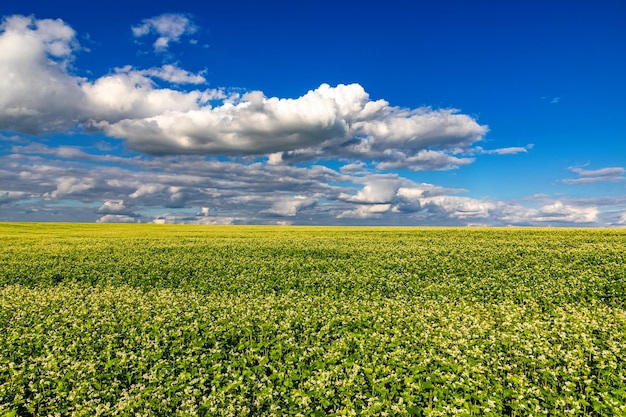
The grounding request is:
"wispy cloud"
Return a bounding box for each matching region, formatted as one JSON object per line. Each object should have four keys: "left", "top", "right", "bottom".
{"left": 474, "top": 144, "right": 533, "bottom": 155}
{"left": 131, "top": 13, "right": 197, "bottom": 52}
{"left": 137, "top": 65, "right": 206, "bottom": 85}
{"left": 562, "top": 166, "right": 625, "bottom": 184}
{"left": 541, "top": 96, "right": 560, "bottom": 104}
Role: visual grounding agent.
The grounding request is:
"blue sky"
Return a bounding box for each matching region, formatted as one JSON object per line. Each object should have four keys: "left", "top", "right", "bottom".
{"left": 1, "top": 0, "right": 625, "bottom": 225}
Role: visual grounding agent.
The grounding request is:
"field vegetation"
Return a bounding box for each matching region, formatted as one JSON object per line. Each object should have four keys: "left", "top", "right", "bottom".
{"left": 1, "top": 224, "right": 625, "bottom": 416}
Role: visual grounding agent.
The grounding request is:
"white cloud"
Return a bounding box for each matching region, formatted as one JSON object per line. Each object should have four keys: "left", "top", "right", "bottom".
{"left": 0, "top": 16, "right": 208, "bottom": 134}
{"left": 131, "top": 13, "right": 197, "bottom": 52}
{"left": 1, "top": 15, "right": 77, "bottom": 61}
{"left": 339, "top": 175, "right": 404, "bottom": 204}
{"left": 0, "top": 13, "right": 497, "bottom": 175}
{"left": 152, "top": 214, "right": 236, "bottom": 225}
{"left": 573, "top": 167, "right": 625, "bottom": 177}
{"left": 103, "top": 83, "right": 488, "bottom": 169}
{"left": 97, "top": 199, "right": 137, "bottom": 217}
{"left": 82, "top": 66, "right": 207, "bottom": 123}
{"left": 0, "top": 16, "right": 488, "bottom": 169}
{"left": 338, "top": 178, "right": 474, "bottom": 219}
{"left": 103, "top": 84, "right": 358, "bottom": 155}
{"left": 536, "top": 201, "right": 599, "bottom": 223}
{"left": 491, "top": 147, "right": 527, "bottom": 155}
{"left": 340, "top": 162, "right": 367, "bottom": 174}
{"left": 96, "top": 214, "right": 138, "bottom": 223}
{"left": 563, "top": 166, "right": 625, "bottom": 184}
{"left": 260, "top": 196, "right": 316, "bottom": 217}
{"left": 477, "top": 145, "right": 532, "bottom": 155}
{"left": 337, "top": 204, "right": 392, "bottom": 219}
{"left": 2, "top": 142, "right": 620, "bottom": 226}
{"left": 129, "top": 183, "right": 166, "bottom": 198}
{"left": 45, "top": 177, "right": 96, "bottom": 198}
{"left": 420, "top": 196, "right": 497, "bottom": 219}
{"left": 376, "top": 149, "right": 474, "bottom": 171}
{"left": 0, "top": 190, "right": 28, "bottom": 204}
{"left": 139, "top": 65, "right": 206, "bottom": 85}
{"left": 0, "top": 15, "right": 85, "bottom": 133}
{"left": 6, "top": 14, "right": 618, "bottom": 226}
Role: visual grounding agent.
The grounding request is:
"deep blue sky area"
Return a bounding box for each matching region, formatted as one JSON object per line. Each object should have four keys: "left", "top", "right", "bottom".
{"left": 0, "top": 0, "right": 625, "bottom": 225}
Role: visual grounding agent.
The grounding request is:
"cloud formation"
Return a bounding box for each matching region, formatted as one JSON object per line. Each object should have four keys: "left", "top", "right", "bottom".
{"left": 0, "top": 15, "right": 489, "bottom": 171}
{"left": 563, "top": 166, "right": 625, "bottom": 184}
{"left": 0, "top": 15, "right": 208, "bottom": 134}
{"left": 138, "top": 65, "right": 207, "bottom": 85}
{"left": 475, "top": 144, "right": 533, "bottom": 155}
{"left": 131, "top": 13, "right": 197, "bottom": 52}
{"left": 0, "top": 15, "right": 84, "bottom": 134}
{"left": 1, "top": 141, "right": 621, "bottom": 226}
{"left": 3, "top": 13, "right": 617, "bottom": 227}
{"left": 97, "top": 200, "right": 138, "bottom": 217}
{"left": 100, "top": 83, "right": 488, "bottom": 171}
{"left": 260, "top": 196, "right": 316, "bottom": 217}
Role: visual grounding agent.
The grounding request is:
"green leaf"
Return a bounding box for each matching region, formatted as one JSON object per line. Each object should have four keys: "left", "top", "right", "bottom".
{"left": 407, "top": 406, "right": 423, "bottom": 416}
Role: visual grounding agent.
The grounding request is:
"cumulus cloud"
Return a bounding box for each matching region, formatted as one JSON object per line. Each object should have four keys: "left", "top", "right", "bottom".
{"left": 536, "top": 201, "right": 599, "bottom": 223}
{"left": 0, "top": 15, "right": 85, "bottom": 133}
{"left": 260, "top": 196, "right": 316, "bottom": 217}
{"left": 129, "top": 183, "right": 167, "bottom": 198}
{"left": 419, "top": 196, "right": 497, "bottom": 219}
{"left": 102, "top": 83, "right": 488, "bottom": 170}
{"left": 337, "top": 204, "right": 392, "bottom": 219}
{"left": 0, "top": 15, "right": 489, "bottom": 171}
{"left": 339, "top": 175, "right": 405, "bottom": 204}
{"left": 0, "top": 16, "right": 210, "bottom": 134}
{"left": 563, "top": 166, "right": 625, "bottom": 184}
{"left": 5, "top": 14, "right": 616, "bottom": 226}
{"left": 337, "top": 177, "right": 474, "bottom": 219}
{"left": 82, "top": 66, "right": 208, "bottom": 124}
{"left": 0, "top": 190, "right": 29, "bottom": 205}
{"left": 44, "top": 177, "right": 97, "bottom": 198}
{"left": 340, "top": 176, "right": 465, "bottom": 205}
{"left": 1, "top": 142, "right": 618, "bottom": 226}
{"left": 131, "top": 13, "right": 197, "bottom": 52}
{"left": 96, "top": 214, "right": 138, "bottom": 223}
{"left": 97, "top": 199, "right": 138, "bottom": 217}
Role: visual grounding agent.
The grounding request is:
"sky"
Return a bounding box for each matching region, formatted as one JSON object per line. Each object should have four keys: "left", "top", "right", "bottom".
{"left": 0, "top": 0, "right": 625, "bottom": 226}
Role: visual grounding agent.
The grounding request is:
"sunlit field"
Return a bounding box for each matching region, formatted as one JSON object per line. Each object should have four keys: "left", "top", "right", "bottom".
{"left": 1, "top": 224, "right": 625, "bottom": 416}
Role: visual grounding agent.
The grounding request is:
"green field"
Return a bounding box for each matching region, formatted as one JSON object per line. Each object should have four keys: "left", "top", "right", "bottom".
{"left": 1, "top": 224, "right": 625, "bottom": 416}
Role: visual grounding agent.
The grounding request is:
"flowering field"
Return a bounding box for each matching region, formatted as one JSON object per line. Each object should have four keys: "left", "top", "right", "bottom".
{"left": 1, "top": 224, "right": 625, "bottom": 416}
